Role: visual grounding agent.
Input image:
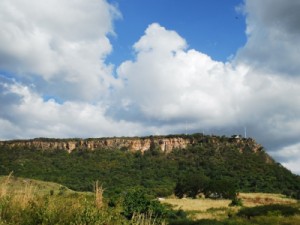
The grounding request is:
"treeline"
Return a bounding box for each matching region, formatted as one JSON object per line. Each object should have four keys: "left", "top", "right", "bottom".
{"left": 0, "top": 136, "right": 299, "bottom": 199}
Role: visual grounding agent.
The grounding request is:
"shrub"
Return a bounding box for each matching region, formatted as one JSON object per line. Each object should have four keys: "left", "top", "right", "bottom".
{"left": 229, "top": 197, "right": 243, "bottom": 207}
{"left": 237, "top": 204, "right": 300, "bottom": 219}
{"left": 122, "top": 188, "right": 167, "bottom": 220}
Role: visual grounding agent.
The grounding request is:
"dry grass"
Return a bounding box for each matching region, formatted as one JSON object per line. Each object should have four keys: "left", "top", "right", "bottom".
{"left": 160, "top": 198, "right": 232, "bottom": 220}
{"left": 1, "top": 173, "right": 37, "bottom": 209}
{"left": 160, "top": 193, "right": 298, "bottom": 220}
{"left": 15, "top": 182, "right": 36, "bottom": 209}
{"left": 0, "top": 172, "right": 13, "bottom": 198}
{"left": 0, "top": 175, "right": 76, "bottom": 196}
{"left": 131, "top": 212, "right": 166, "bottom": 225}
{"left": 239, "top": 192, "right": 297, "bottom": 207}
{"left": 161, "top": 198, "right": 231, "bottom": 211}
{"left": 94, "top": 180, "right": 104, "bottom": 209}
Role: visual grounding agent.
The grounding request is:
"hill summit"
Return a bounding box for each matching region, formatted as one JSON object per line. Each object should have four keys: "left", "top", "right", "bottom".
{"left": 0, "top": 133, "right": 263, "bottom": 154}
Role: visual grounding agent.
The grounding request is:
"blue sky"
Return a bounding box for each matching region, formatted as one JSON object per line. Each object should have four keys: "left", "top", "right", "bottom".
{"left": 107, "top": 0, "right": 246, "bottom": 65}
{"left": 1, "top": 0, "right": 300, "bottom": 174}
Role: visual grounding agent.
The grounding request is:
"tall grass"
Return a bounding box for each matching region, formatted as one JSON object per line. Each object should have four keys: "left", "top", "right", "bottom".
{"left": 0, "top": 175, "right": 165, "bottom": 224}
{"left": 0, "top": 172, "right": 13, "bottom": 198}
{"left": 131, "top": 211, "right": 166, "bottom": 225}
{"left": 94, "top": 180, "right": 104, "bottom": 209}
{"left": 0, "top": 175, "right": 122, "bottom": 224}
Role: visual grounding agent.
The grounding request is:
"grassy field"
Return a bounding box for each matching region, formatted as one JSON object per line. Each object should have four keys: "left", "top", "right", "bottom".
{"left": 160, "top": 193, "right": 298, "bottom": 220}
{"left": 0, "top": 173, "right": 78, "bottom": 197}
{"left": 239, "top": 192, "right": 297, "bottom": 207}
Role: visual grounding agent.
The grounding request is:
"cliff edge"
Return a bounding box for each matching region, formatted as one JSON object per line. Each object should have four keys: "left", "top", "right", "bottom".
{"left": 0, "top": 134, "right": 264, "bottom": 154}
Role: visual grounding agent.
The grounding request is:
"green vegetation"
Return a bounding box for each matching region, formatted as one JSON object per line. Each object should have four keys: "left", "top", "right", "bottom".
{"left": 122, "top": 188, "right": 167, "bottom": 220}
{"left": 0, "top": 175, "right": 187, "bottom": 224}
{"left": 1, "top": 175, "right": 300, "bottom": 224}
{"left": 237, "top": 204, "right": 300, "bottom": 219}
{"left": 0, "top": 134, "right": 299, "bottom": 198}
{"left": 0, "top": 134, "right": 300, "bottom": 223}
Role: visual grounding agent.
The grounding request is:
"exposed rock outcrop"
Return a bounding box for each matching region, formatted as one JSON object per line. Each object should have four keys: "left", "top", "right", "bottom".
{"left": 0, "top": 136, "right": 193, "bottom": 153}
{"left": 0, "top": 134, "right": 264, "bottom": 155}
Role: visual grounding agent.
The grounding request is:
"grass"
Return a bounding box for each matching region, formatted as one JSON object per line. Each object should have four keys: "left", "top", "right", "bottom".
{"left": 160, "top": 193, "right": 298, "bottom": 221}
{"left": 0, "top": 175, "right": 77, "bottom": 196}
{"left": 131, "top": 212, "right": 166, "bottom": 225}
{"left": 160, "top": 198, "right": 231, "bottom": 211}
{"left": 0, "top": 174, "right": 166, "bottom": 224}
{"left": 239, "top": 192, "right": 297, "bottom": 207}
{"left": 160, "top": 198, "right": 232, "bottom": 220}
{"left": 1, "top": 175, "right": 299, "bottom": 224}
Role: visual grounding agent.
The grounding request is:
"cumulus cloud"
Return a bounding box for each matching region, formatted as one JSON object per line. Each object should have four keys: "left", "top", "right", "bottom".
{"left": 236, "top": 0, "right": 300, "bottom": 76}
{"left": 113, "top": 23, "right": 250, "bottom": 128}
{"left": 0, "top": 0, "right": 120, "bottom": 100}
{"left": 271, "top": 143, "right": 300, "bottom": 174}
{"left": 0, "top": 76, "right": 145, "bottom": 139}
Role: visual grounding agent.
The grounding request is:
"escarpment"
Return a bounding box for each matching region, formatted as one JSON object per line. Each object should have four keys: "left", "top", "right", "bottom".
{"left": 0, "top": 136, "right": 192, "bottom": 153}
{"left": 0, "top": 134, "right": 264, "bottom": 154}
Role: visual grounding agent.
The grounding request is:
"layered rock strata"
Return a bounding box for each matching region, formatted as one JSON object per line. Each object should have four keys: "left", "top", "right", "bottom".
{"left": 0, "top": 135, "right": 264, "bottom": 155}
{"left": 0, "top": 136, "right": 192, "bottom": 153}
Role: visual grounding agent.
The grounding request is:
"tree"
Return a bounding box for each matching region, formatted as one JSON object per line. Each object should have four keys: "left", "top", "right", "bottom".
{"left": 204, "top": 179, "right": 237, "bottom": 199}
{"left": 174, "top": 173, "right": 210, "bottom": 198}
{"left": 122, "top": 188, "right": 166, "bottom": 219}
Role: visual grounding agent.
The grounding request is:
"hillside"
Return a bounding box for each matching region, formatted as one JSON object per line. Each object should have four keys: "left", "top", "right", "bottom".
{"left": 0, "top": 133, "right": 299, "bottom": 198}
{"left": 0, "top": 174, "right": 77, "bottom": 196}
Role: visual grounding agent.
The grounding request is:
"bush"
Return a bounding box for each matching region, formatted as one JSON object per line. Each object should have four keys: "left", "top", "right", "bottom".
{"left": 237, "top": 204, "right": 300, "bottom": 219}
{"left": 229, "top": 197, "right": 243, "bottom": 207}
{"left": 122, "top": 188, "right": 167, "bottom": 219}
{"left": 166, "top": 209, "right": 188, "bottom": 220}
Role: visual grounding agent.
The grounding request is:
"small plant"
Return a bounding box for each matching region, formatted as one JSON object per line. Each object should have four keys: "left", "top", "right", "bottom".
{"left": 58, "top": 186, "right": 67, "bottom": 195}
{"left": 0, "top": 172, "right": 13, "bottom": 198}
{"left": 229, "top": 197, "right": 243, "bottom": 207}
{"left": 94, "top": 180, "right": 104, "bottom": 209}
{"left": 131, "top": 211, "right": 163, "bottom": 225}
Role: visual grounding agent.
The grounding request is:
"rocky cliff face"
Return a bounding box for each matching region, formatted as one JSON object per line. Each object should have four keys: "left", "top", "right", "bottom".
{"left": 0, "top": 136, "right": 193, "bottom": 153}
{"left": 0, "top": 135, "right": 264, "bottom": 155}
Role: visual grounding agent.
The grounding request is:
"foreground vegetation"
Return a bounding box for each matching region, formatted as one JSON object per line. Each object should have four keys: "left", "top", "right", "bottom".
{"left": 1, "top": 175, "right": 299, "bottom": 225}
{"left": 0, "top": 175, "right": 167, "bottom": 224}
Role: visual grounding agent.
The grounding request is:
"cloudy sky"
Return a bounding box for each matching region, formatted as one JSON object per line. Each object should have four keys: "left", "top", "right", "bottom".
{"left": 1, "top": 0, "right": 300, "bottom": 174}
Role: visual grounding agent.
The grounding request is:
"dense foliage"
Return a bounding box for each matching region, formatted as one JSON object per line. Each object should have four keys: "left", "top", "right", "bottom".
{"left": 0, "top": 134, "right": 299, "bottom": 198}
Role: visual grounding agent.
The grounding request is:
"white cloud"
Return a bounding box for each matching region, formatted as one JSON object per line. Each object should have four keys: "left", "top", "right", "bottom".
{"left": 114, "top": 23, "right": 250, "bottom": 128}
{"left": 236, "top": 0, "right": 300, "bottom": 75}
{"left": 271, "top": 143, "right": 300, "bottom": 174}
{"left": 0, "top": 0, "right": 120, "bottom": 100}
{"left": 0, "top": 77, "right": 145, "bottom": 139}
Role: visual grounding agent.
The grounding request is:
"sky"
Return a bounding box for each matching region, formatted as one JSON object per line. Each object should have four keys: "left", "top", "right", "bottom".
{"left": 0, "top": 0, "right": 300, "bottom": 174}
